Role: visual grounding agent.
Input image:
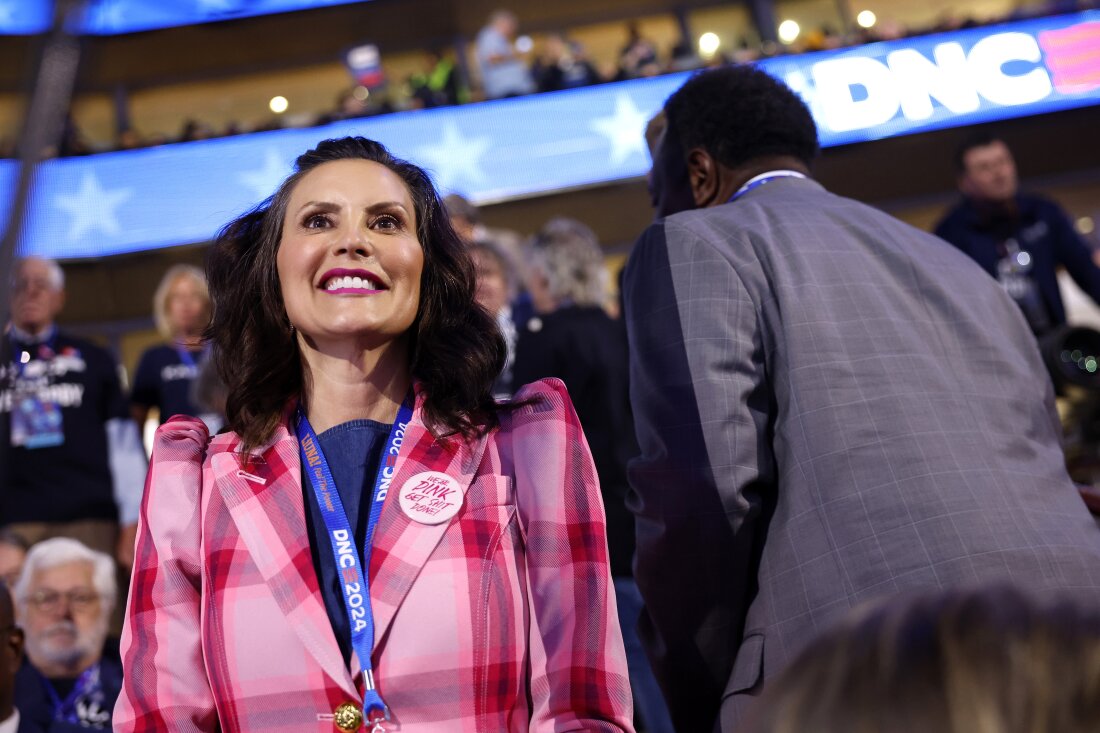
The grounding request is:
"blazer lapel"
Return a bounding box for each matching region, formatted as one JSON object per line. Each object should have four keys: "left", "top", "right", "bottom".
{"left": 365, "top": 406, "right": 489, "bottom": 658}
{"left": 210, "top": 425, "right": 357, "bottom": 698}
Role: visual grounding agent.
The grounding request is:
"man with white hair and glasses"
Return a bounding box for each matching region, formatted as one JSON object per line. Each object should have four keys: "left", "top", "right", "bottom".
{"left": 1, "top": 257, "right": 145, "bottom": 568}
{"left": 11, "top": 539, "right": 120, "bottom": 731}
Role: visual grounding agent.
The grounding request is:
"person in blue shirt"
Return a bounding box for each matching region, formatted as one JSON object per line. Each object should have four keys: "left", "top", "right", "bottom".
{"left": 935, "top": 132, "right": 1100, "bottom": 337}
{"left": 475, "top": 9, "right": 535, "bottom": 99}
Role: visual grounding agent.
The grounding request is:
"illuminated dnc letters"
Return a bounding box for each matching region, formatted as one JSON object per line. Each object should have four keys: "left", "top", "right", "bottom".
{"left": 333, "top": 528, "right": 368, "bottom": 633}
{"left": 810, "top": 31, "right": 1053, "bottom": 132}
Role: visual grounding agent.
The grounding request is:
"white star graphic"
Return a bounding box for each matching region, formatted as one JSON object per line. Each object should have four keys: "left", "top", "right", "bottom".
{"left": 414, "top": 122, "right": 491, "bottom": 191}
{"left": 238, "top": 149, "right": 292, "bottom": 202}
{"left": 590, "top": 93, "right": 650, "bottom": 167}
{"left": 54, "top": 172, "right": 132, "bottom": 242}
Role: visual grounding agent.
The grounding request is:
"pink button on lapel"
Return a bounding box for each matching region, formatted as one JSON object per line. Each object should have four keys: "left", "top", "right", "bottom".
{"left": 398, "top": 471, "right": 464, "bottom": 525}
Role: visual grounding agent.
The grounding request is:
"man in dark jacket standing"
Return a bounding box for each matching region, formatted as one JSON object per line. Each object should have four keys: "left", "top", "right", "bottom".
{"left": 935, "top": 132, "right": 1100, "bottom": 336}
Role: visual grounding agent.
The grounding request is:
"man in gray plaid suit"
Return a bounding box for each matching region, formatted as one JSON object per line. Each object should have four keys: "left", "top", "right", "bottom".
{"left": 622, "top": 65, "right": 1100, "bottom": 733}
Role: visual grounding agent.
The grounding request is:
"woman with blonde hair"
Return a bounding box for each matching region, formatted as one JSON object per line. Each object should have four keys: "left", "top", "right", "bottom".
{"left": 514, "top": 217, "right": 674, "bottom": 733}
{"left": 130, "top": 264, "right": 219, "bottom": 430}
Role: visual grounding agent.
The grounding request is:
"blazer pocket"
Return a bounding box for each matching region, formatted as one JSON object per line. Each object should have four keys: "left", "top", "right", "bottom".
{"left": 723, "top": 633, "right": 765, "bottom": 697}
{"left": 463, "top": 474, "right": 515, "bottom": 511}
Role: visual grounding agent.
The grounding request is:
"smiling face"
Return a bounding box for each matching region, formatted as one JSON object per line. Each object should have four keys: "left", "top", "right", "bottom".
{"left": 276, "top": 159, "right": 424, "bottom": 352}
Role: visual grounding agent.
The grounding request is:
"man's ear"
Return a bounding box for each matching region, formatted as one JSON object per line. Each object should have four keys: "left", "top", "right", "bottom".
{"left": 687, "top": 147, "right": 719, "bottom": 208}
{"left": 5, "top": 626, "right": 23, "bottom": 673}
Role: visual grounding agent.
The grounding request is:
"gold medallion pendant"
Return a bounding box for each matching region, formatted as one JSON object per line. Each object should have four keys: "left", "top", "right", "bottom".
{"left": 333, "top": 702, "right": 364, "bottom": 732}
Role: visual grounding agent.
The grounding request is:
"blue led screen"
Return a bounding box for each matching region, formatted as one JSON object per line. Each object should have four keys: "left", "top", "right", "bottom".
{"left": 0, "top": 0, "right": 370, "bottom": 36}
{"left": 3, "top": 10, "right": 1099, "bottom": 260}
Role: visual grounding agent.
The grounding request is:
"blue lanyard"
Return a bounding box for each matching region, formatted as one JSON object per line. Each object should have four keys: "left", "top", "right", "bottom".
{"left": 295, "top": 394, "right": 414, "bottom": 726}
{"left": 40, "top": 662, "right": 101, "bottom": 724}
{"left": 727, "top": 171, "right": 806, "bottom": 203}
{"left": 174, "top": 343, "right": 208, "bottom": 369}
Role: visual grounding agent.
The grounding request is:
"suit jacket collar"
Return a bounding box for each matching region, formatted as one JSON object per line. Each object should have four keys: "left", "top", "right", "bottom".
{"left": 209, "top": 386, "right": 490, "bottom": 690}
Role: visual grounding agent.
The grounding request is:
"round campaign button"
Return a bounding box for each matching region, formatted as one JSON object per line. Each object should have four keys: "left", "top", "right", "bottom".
{"left": 333, "top": 702, "right": 363, "bottom": 732}
{"left": 399, "top": 471, "right": 464, "bottom": 525}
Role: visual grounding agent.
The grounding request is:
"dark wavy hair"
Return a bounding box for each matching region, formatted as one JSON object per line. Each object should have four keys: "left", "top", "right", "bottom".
{"left": 664, "top": 65, "right": 820, "bottom": 171}
{"left": 206, "top": 137, "right": 506, "bottom": 452}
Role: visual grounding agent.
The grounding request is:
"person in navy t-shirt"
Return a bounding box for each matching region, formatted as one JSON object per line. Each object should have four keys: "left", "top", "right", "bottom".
{"left": 130, "top": 265, "right": 222, "bottom": 433}
{"left": 1, "top": 257, "right": 146, "bottom": 569}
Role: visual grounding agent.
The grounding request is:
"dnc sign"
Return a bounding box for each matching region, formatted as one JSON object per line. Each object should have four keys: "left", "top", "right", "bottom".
{"left": 2, "top": 10, "right": 1098, "bottom": 259}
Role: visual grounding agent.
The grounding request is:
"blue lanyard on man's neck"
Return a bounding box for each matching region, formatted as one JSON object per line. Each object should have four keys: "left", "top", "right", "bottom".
{"left": 39, "top": 662, "right": 100, "bottom": 724}
{"left": 295, "top": 394, "right": 414, "bottom": 727}
{"left": 727, "top": 170, "right": 807, "bottom": 204}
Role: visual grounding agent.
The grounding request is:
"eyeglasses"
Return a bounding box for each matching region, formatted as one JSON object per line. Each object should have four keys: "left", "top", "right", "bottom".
{"left": 26, "top": 589, "right": 102, "bottom": 614}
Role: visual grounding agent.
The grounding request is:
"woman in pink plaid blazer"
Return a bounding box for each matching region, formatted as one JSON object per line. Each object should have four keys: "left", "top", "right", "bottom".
{"left": 114, "top": 137, "right": 634, "bottom": 733}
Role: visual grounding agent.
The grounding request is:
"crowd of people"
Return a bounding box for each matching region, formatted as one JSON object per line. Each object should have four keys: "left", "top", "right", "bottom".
{"left": 5, "top": 0, "right": 1097, "bottom": 159}
{"left": 2, "top": 57, "right": 1100, "bottom": 732}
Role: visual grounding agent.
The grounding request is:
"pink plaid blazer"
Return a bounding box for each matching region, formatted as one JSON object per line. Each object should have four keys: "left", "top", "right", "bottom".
{"left": 114, "top": 379, "right": 634, "bottom": 733}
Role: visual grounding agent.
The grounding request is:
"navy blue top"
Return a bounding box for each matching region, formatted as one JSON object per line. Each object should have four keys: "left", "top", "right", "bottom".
{"left": 935, "top": 192, "right": 1100, "bottom": 332}
{"left": 131, "top": 344, "right": 206, "bottom": 422}
{"left": 1, "top": 330, "right": 129, "bottom": 524}
{"left": 301, "top": 419, "right": 391, "bottom": 666}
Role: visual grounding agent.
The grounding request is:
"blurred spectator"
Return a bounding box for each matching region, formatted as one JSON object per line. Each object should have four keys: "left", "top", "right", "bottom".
{"left": 12, "top": 539, "right": 120, "bottom": 731}
{"left": 475, "top": 9, "right": 535, "bottom": 99}
{"left": 935, "top": 132, "right": 1100, "bottom": 337}
{"left": 617, "top": 21, "right": 660, "bottom": 80}
{"left": 0, "top": 581, "right": 49, "bottom": 733}
{"left": 469, "top": 241, "right": 519, "bottom": 398}
{"left": 513, "top": 218, "right": 674, "bottom": 733}
{"left": 1, "top": 257, "right": 146, "bottom": 568}
{"left": 443, "top": 193, "right": 485, "bottom": 243}
{"left": 113, "top": 128, "right": 143, "bottom": 152}
{"left": 0, "top": 533, "right": 27, "bottom": 591}
{"left": 177, "top": 119, "right": 215, "bottom": 144}
{"left": 408, "top": 49, "right": 467, "bottom": 108}
{"left": 442, "top": 193, "right": 527, "bottom": 264}
{"left": 742, "top": 585, "right": 1100, "bottom": 733}
{"left": 668, "top": 40, "right": 702, "bottom": 72}
{"left": 443, "top": 193, "right": 533, "bottom": 333}
{"left": 189, "top": 355, "right": 228, "bottom": 425}
{"left": 130, "top": 265, "right": 221, "bottom": 434}
{"left": 55, "top": 116, "right": 89, "bottom": 158}
{"left": 326, "top": 87, "right": 369, "bottom": 123}
{"left": 533, "top": 33, "right": 602, "bottom": 93}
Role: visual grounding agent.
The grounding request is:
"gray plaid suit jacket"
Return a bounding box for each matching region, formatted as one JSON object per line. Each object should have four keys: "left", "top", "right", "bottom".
{"left": 623, "top": 176, "right": 1100, "bottom": 733}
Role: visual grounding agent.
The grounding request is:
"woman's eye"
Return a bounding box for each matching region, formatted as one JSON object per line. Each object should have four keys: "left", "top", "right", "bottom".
{"left": 373, "top": 214, "right": 400, "bottom": 231}
{"left": 304, "top": 213, "right": 331, "bottom": 229}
